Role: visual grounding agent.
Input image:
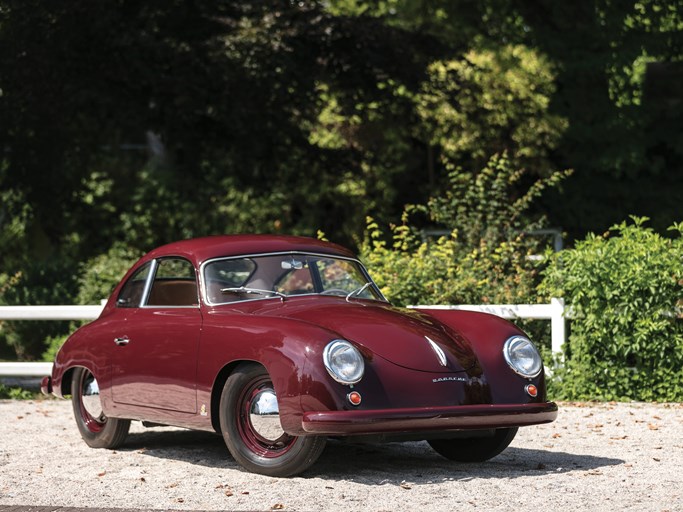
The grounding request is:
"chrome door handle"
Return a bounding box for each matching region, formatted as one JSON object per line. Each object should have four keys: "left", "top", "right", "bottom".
{"left": 114, "top": 336, "right": 130, "bottom": 346}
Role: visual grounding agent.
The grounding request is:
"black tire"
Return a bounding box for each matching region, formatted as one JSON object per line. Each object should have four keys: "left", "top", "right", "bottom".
{"left": 71, "top": 367, "right": 130, "bottom": 449}
{"left": 219, "top": 363, "right": 326, "bottom": 477}
{"left": 428, "top": 427, "right": 518, "bottom": 462}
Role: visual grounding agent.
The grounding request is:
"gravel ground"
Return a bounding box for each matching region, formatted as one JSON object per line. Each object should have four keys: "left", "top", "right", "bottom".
{"left": 1, "top": 399, "right": 681, "bottom": 512}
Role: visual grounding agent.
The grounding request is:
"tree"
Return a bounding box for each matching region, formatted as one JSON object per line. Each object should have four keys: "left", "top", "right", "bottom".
{"left": 515, "top": 1, "right": 683, "bottom": 237}
{"left": 0, "top": 0, "right": 442, "bottom": 263}
{"left": 338, "top": 0, "right": 683, "bottom": 237}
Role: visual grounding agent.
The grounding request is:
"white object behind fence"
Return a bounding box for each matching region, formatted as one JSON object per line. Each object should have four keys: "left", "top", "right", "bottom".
{"left": 0, "top": 300, "right": 566, "bottom": 378}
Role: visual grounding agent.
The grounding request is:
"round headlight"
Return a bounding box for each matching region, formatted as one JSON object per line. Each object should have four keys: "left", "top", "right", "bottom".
{"left": 323, "top": 340, "right": 365, "bottom": 385}
{"left": 503, "top": 336, "right": 543, "bottom": 378}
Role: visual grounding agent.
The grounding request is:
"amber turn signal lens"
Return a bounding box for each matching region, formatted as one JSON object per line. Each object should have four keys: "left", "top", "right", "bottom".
{"left": 525, "top": 384, "right": 538, "bottom": 397}
{"left": 347, "top": 391, "right": 362, "bottom": 406}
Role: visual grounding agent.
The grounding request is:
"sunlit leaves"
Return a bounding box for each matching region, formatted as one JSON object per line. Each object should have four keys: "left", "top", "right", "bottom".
{"left": 416, "top": 45, "right": 567, "bottom": 176}
{"left": 541, "top": 218, "right": 683, "bottom": 401}
{"left": 361, "top": 154, "right": 569, "bottom": 308}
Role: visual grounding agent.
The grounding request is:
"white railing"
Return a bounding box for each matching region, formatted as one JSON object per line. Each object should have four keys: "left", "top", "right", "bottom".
{"left": 409, "top": 298, "right": 567, "bottom": 354}
{"left": 0, "top": 361, "right": 54, "bottom": 377}
{"left": 0, "top": 305, "right": 105, "bottom": 378}
{"left": 0, "top": 300, "right": 567, "bottom": 378}
{"left": 0, "top": 305, "right": 104, "bottom": 321}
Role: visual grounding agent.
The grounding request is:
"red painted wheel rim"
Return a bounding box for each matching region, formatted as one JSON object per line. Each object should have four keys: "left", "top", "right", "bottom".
{"left": 236, "top": 375, "right": 296, "bottom": 458}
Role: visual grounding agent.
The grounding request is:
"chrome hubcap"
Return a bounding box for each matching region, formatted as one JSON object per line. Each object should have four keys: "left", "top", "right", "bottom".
{"left": 249, "top": 388, "right": 284, "bottom": 442}
{"left": 81, "top": 374, "right": 103, "bottom": 420}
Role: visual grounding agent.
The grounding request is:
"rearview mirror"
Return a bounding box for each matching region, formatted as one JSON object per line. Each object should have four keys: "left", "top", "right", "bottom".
{"left": 281, "top": 259, "right": 304, "bottom": 270}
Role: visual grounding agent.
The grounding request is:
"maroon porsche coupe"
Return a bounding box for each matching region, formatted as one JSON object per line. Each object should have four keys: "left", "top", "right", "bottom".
{"left": 42, "top": 235, "right": 557, "bottom": 476}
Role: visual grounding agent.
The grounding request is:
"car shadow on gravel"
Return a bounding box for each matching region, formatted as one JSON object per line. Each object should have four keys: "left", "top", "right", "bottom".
{"left": 121, "top": 429, "right": 237, "bottom": 469}
{"left": 309, "top": 440, "right": 625, "bottom": 484}
{"left": 119, "top": 429, "right": 624, "bottom": 483}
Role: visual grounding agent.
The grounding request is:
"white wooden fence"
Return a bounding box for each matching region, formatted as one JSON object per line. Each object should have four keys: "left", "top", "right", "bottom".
{"left": 0, "top": 300, "right": 567, "bottom": 378}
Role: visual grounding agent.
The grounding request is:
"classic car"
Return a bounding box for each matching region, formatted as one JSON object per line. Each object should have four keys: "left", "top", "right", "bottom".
{"left": 42, "top": 234, "right": 557, "bottom": 477}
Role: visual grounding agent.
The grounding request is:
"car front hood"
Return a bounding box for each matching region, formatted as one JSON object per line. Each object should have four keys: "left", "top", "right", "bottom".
{"left": 253, "top": 298, "right": 477, "bottom": 373}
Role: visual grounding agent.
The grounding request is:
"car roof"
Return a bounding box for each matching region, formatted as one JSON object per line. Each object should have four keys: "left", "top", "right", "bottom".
{"left": 143, "top": 234, "right": 356, "bottom": 266}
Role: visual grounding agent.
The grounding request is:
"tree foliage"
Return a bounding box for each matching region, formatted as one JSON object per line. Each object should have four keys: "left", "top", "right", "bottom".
{"left": 0, "top": 0, "right": 441, "bottom": 263}
{"left": 541, "top": 218, "right": 683, "bottom": 401}
{"left": 361, "top": 154, "right": 571, "bottom": 307}
{"left": 0, "top": 259, "right": 78, "bottom": 360}
{"left": 0, "top": 0, "right": 681, "bottom": 362}
{"left": 416, "top": 45, "right": 567, "bottom": 176}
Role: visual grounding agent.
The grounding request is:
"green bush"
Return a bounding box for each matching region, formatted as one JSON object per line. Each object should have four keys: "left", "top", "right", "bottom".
{"left": 42, "top": 333, "right": 70, "bottom": 363}
{"left": 361, "top": 153, "right": 569, "bottom": 308}
{"left": 0, "top": 383, "right": 36, "bottom": 400}
{"left": 0, "top": 259, "right": 79, "bottom": 360}
{"left": 0, "top": 244, "right": 141, "bottom": 361}
{"left": 76, "top": 243, "right": 142, "bottom": 305}
{"left": 541, "top": 218, "right": 683, "bottom": 401}
{"left": 360, "top": 154, "right": 569, "bottom": 354}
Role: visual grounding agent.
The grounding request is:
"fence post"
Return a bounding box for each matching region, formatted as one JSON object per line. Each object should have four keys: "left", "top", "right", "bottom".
{"left": 550, "top": 297, "right": 566, "bottom": 354}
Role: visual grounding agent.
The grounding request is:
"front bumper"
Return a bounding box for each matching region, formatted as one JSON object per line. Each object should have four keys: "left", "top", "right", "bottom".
{"left": 302, "top": 401, "right": 558, "bottom": 435}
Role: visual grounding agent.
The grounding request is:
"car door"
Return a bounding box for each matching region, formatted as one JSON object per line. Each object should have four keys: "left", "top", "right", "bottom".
{"left": 111, "top": 257, "right": 201, "bottom": 413}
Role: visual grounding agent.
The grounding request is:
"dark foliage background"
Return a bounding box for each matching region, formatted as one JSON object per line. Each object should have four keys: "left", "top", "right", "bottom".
{"left": 1, "top": 0, "right": 681, "bottom": 362}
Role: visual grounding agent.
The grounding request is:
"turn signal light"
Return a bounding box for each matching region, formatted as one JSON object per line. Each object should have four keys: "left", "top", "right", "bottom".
{"left": 347, "top": 391, "right": 362, "bottom": 406}
{"left": 525, "top": 384, "right": 538, "bottom": 397}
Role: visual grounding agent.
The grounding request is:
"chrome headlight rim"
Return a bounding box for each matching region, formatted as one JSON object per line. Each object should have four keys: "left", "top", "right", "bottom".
{"left": 503, "top": 335, "right": 543, "bottom": 378}
{"left": 323, "top": 339, "right": 365, "bottom": 385}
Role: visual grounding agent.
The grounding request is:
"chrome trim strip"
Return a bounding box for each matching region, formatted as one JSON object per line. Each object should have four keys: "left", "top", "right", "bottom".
{"left": 139, "top": 259, "right": 158, "bottom": 307}
{"left": 139, "top": 305, "right": 200, "bottom": 309}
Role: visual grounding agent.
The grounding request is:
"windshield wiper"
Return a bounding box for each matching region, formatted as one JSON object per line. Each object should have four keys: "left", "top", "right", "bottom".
{"left": 221, "top": 287, "right": 286, "bottom": 302}
{"left": 346, "top": 282, "right": 372, "bottom": 302}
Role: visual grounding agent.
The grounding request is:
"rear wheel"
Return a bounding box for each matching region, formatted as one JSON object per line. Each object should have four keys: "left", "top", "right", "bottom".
{"left": 219, "top": 363, "right": 326, "bottom": 477}
{"left": 428, "top": 427, "right": 518, "bottom": 462}
{"left": 71, "top": 367, "right": 130, "bottom": 449}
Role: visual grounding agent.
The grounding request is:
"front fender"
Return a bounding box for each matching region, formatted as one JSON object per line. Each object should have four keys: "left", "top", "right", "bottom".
{"left": 199, "top": 313, "right": 346, "bottom": 433}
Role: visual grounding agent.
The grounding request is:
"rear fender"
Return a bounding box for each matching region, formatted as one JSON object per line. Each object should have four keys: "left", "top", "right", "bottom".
{"left": 50, "top": 327, "right": 111, "bottom": 408}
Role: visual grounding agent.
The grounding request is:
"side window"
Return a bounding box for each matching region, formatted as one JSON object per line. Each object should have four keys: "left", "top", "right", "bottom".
{"left": 117, "top": 262, "right": 152, "bottom": 308}
{"left": 147, "top": 258, "right": 198, "bottom": 307}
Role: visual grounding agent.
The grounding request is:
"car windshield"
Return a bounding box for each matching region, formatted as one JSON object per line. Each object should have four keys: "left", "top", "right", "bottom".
{"left": 203, "top": 253, "right": 385, "bottom": 304}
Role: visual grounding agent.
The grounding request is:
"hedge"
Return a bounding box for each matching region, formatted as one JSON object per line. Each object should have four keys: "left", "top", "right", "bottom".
{"left": 541, "top": 218, "right": 683, "bottom": 401}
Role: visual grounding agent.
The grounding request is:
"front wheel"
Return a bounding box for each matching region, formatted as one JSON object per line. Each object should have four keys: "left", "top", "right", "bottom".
{"left": 219, "top": 363, "right": 326, "bottom": 477}
{"left": 71, "top": 367, "right": 130, "bottom": 449}
{"left": 428, "top": 427, "right": 518, "bottom": 462}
